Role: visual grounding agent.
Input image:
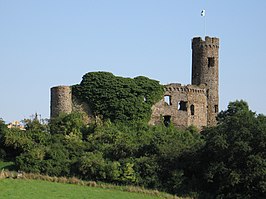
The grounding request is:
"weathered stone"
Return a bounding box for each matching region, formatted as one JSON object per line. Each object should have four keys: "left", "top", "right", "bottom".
{"left": 50, "top": 86, "right": 72, "bottom": 118}
{"left": 50, "top": 36, "right": 220, "bottom": 129}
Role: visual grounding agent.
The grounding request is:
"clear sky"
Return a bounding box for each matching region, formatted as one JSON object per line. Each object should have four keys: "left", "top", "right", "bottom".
{"left": 1, "top": 0, "right": 266, "bottom": 122}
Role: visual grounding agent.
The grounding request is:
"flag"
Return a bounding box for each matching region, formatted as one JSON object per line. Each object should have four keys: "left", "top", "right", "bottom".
{"left": 201, "top": 10, "right": 205, "bottom": 17}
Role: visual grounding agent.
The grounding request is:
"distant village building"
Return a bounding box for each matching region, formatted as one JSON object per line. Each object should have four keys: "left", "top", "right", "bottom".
{"left": 50, "top": 36, "right": 220, "bottom": 129}
{"left": 7, "top": 121, "right": 25, "bottom": 130}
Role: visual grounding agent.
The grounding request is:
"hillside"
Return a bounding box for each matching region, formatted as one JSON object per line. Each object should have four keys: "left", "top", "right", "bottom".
{"left": 0, "top": 178, "right": 179, "bottom": 199}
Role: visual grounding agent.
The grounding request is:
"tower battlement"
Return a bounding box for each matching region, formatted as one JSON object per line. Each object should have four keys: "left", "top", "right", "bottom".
{"left": 192, "top": 36, "right": 219, "bottom": 49}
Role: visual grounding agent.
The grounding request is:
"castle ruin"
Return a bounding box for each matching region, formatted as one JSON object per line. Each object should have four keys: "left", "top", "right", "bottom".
{"left": 51, "top": 36, "right": 219, "bottom": 129}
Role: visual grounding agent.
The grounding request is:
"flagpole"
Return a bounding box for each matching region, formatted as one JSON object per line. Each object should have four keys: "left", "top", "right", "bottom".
{"left": 201, "top": 9, "right": 206, "bottom": 37}
{"left": 204, "top": 13, "right": 206, "bottom": 37}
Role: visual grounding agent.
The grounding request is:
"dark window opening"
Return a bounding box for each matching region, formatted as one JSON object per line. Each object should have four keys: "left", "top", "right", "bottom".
{"left": 208, "top": 57, "right": 215, "bottom": 68}
{"left": 178, "top": 101, "right": 187, "bottom": 111}
{"left": 215, "top": 105, "right": 218, "bottom": 113}
{"left": 206, "top": 89, "right": 209, "bottom": 99}
{"left": 163, "top": 115, "right": 171, "bottom": 127}
{"left": 190, "top": 104, "right": 195, "bottom": 115}
{"left": 164, "top": 95, "right": 172, "bottom": 106}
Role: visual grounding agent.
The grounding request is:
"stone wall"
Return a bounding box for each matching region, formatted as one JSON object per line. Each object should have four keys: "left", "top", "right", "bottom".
{"left": 51, "top": 83, "right": 209, "bottom": 129}
{"left": 50, "top": 36, "right": 219, "bottom": 129}
{"left": 149, "top": 83, "right": 208, "bottom": 129}
{"left": 72, "top": 95, "right": 93, "bottom": 123}
{"left": 50, "top": 86, "right": 93, "bottom": 121}
{"left": 50, "top": 86, "right": 72, "bottom": 118}
{"left": 191, "top": 36, "right": 219, "bottom": 126}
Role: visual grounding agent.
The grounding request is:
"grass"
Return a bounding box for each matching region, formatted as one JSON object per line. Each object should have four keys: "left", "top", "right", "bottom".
{"left": 0, "top": 178, "right": 169, "bottom": 199}
{"left": 0, "top": 161, "right": 190, "bottom": 199}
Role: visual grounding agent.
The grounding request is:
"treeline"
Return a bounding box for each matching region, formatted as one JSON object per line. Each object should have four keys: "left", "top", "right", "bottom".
{"left": 0, "top": 100, "right": 265, "bottom": 198}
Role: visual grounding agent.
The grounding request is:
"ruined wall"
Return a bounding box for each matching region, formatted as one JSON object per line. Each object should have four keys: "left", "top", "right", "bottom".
{"left": 50, "top": 36, "right": 219, "bottom": 129}
{"left": 51, "top": 84, "right": 208, "bottom": 129}
{"left": 149, "top": 83, "right": 208, "bottom": 129}
{"left": 72, "top": 95, "right": 93, "bottom": 123}
{"left": 50, "top": 86, "right": 93, "bottom": 120}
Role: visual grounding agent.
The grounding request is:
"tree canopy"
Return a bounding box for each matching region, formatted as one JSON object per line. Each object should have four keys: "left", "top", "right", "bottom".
{"left": 0, "top": 100, "right": 265, "bottom": 198}
{"left": 186, "top": 100, "right": 266, "bottom": 198}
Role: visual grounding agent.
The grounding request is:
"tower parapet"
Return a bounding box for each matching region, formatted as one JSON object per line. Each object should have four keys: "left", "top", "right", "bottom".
{"left": 192, "top": 36, "right": 219, "bottom": 49}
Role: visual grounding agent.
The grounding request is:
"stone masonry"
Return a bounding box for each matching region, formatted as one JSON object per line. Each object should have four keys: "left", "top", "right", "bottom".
{"left": 50, "top": 36, "right": 219, "bottom": 129}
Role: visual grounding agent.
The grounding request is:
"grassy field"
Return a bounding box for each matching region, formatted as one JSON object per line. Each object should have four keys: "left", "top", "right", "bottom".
{"left": 0, "top": 160, "right": 185, "bottom": 199}
{"left": 0, "top": 178, "right": 170, "bottom": 199}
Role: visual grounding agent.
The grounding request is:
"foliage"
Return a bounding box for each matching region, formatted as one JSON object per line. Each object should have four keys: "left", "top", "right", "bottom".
{"left": 77, "top": 151, "right": 107, "bottom": 180}
{"left": 22, "top": 113, "right": 49, "bottom": 132}
{"left": 84, "top": 121, "right": 202, "bottom": 191}
{"left": 16, "top": 134, "right": 73, "bottom": 176}
{"left": 72, "top": 72, "right": 164, "bottom": 123}
{"left": 0, "top": 160, "right": 15, "bottom": 170}
{"left": 2, "top": 128, "right": 35, "bottom": 155}
{"left": 16, "top": 147, "right": 45, "bottom": 173}
{"left": 2, "top": 100, "right": 265, "bottom": 198}
{"left": 49, "top": 112, "right": 86, "bottom": 139}
{"left": 187, "top": 100, "right": 266, "bottom": 198}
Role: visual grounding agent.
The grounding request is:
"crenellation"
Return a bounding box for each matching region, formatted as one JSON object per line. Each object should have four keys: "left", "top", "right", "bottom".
{"left": 192, "top": 36, "right": 219, "bottom": 50}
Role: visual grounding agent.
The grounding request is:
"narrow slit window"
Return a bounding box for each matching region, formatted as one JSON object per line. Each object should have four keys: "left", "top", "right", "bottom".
{"left": 215, "top": 105, "right": 218, "bottom": 113}
{"left": 190, "top": 105, "right": 195, "bottom": 115}
{"left": 206, "top": 89, "right": 209, "bottom": 99}
{"left": 208, "top": 57, "right": 215, "bottom": 68}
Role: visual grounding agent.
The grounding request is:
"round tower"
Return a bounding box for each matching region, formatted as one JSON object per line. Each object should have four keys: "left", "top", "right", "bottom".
{"left": 50, "top": 86, "right": 72, "bottom": 118}
{"left": 191, "top": 36, "right": 219, "bottom": 126}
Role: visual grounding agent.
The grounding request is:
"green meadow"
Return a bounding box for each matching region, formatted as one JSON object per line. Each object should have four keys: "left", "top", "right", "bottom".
{"left": 0, "top": 179, "right": 168, "bottom": 199}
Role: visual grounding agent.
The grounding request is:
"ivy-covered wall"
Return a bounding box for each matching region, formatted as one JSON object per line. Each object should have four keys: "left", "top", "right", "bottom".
{"left": 72, "top": 72, "right": 164, "bottom": 123}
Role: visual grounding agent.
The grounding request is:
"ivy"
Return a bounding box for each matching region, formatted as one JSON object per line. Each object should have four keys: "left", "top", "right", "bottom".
{"left": 72, "top": 72, "right": 164, "bottom": 123}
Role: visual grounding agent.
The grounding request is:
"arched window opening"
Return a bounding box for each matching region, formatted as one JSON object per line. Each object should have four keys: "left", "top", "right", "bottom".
{"left": 164, "top": 95, "right": 172, "bottom": 106}
{"left": 190, "top": 104, "right": 195, "bottom": 115}
{"left": 178, "top": 101, "right": 187, "bottom": 111}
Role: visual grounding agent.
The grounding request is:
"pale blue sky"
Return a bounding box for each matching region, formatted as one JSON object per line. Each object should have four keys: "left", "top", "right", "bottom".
{"left": 1, "top": 0, "right": 266, "bottom": 122}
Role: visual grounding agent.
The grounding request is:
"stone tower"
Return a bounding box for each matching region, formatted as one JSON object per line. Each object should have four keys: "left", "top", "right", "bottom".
{"left": 191, "top": 36, "right": 219, "bottom": 126}
{"left": 50, "top": 86, "right": 72, "bottom": 118}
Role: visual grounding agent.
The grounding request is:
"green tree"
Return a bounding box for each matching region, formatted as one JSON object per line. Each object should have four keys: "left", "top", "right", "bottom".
{"left": 77, "top": 151, "right": 107, "bottom": 181}
{"left": 22, "top": 113, "right": 49, "bottom": 132}
{"left": 0, "top": 118, "right": 7, "bottom": 159}
{"left": 194, "top": 100, "right": 266, "bottom": 198}
{"left": 49, "top": 112, "right": 86, "bottom": 140}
